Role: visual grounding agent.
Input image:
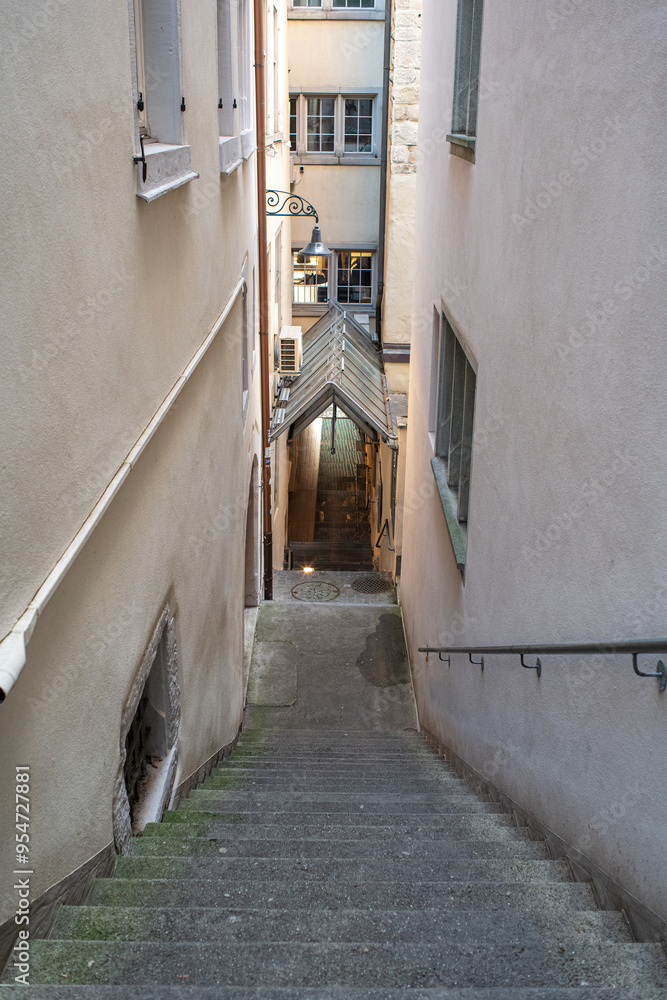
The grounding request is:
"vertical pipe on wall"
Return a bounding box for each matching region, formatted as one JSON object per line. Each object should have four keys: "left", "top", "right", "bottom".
{"left": 254, "top": 0, "right": 273, "bottom": 600}
{"left": 375, "top": 0, "right": 393, "bottom": 345}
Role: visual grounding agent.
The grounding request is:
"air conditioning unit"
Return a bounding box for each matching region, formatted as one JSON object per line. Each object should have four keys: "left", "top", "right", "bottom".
{"left": 278, "top": 326, "right": 303, "bottom": 375}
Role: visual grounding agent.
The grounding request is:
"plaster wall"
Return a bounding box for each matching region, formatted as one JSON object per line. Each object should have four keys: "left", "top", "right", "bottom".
{"left": 290, "top": 167, "right": 381, "bottom": 247}
{"left": 287, "top": 18, "right": 384, "bottom": 91}
{"left": 0, "top": 0, "right": 270, "bottom": 920}
{"left": 402, "top": 0, "right": 667, "bottom": 921}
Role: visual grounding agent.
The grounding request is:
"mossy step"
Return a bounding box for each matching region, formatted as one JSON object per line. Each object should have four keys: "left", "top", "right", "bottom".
{"left": 177, "top": 793, "right": 494, "bottom": 814}
{"left": 147, "top": 813, "right": 528, "bottom": 837}
{"left": 201, "top": 776, "right": 466, "bottom": 793}
{"left": 2, "top": 986, "right": 667, "bottom": 1000}
{"left": 52, "top": 905, "right": 631, "bottom": 945}
{"left": 112, "top": 856, "right": 574, "bottom": 884}
{"left": 18, "top": 939, "right": 667, "bottom": 988}
{"left": 132, "top": 836, "right": 550, "bottom": 861}
{"left": 87, "top": 876, "right": 600, "bottom": 910}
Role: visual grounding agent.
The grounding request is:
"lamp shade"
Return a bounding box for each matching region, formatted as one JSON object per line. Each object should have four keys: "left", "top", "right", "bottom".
{"left": 299, "top": 225, "right": 331, "bottom": 258}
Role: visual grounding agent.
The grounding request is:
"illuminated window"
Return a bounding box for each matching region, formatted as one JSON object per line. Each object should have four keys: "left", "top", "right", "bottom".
{"left": 336, "top": 252, "right": 373, "bottom": 305}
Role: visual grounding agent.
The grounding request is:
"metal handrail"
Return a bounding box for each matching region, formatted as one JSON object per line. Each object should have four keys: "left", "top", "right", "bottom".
{"left": 417, "top": 638, "right": 667, "bottom": 690}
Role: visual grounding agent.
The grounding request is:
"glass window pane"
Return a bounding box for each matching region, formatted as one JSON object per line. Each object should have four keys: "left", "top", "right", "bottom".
{"left": 359, "top": 100, "right": 372, "bottom": 116}
{"left": 322, "top": 98, "right": 335, "bottom": 115}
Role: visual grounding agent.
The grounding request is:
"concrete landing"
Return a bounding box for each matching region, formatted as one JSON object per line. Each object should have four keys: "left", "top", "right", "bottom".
{"left": 245, "top": 573, "right": 416, "bottom": 731}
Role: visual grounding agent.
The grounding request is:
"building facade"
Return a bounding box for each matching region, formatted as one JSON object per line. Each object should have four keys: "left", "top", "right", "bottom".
{"left": 0, "top": 0, "right": 290, "bottom": 953}
{"left": 401, "top": 0, "right": 667, "bottom": 929}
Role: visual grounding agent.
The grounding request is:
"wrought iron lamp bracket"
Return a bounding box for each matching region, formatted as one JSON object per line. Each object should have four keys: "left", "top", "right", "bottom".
{"left": 266, "top": 190, "right": 319, "bottom": 223}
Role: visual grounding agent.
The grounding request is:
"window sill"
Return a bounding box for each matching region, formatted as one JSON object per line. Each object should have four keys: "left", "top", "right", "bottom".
{"left": 136, "top": 143, "right": 199, "bottom": 202}
{"left": 288, "top": 10, "right": 385, "bottom": 20}
{"left": 241, "top": 128, "right": 256, "bottom": 160}
{"left": 292, "top": 154, "right": 379, "bottom": 166}
{"left": 446, "top": 133, "right": 476, "bottom": 163}
{"left": 220, "top": 135, "right": 242, "bottom": 175}
{"left": 431, "top": 457, "right": 467, "bottom": 571}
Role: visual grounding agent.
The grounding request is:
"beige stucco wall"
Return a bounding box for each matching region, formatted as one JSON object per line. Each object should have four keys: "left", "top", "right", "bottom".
{"left": 0, "top": 0, "right": 287, "bottom": 922}
{"left": 402, "top": 0, "right": 667, "bottom": 922}
{"left": 287, "top": 18, "right": 384, "bottom": 91}
{"left": 290, "top": 166, "right": 381, "bottom": 248}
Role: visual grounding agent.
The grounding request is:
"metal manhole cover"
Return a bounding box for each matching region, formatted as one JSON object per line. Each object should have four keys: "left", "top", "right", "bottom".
{"left": 352, "top": 576, "right": 392, "bottom": 594}
{"left": 291, "top": 581, "right": 341, "bottom": 602}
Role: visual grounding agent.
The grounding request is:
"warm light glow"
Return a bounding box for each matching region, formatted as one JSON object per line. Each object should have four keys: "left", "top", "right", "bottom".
{"left": 303, "top": 567, "right": 315, "bottom": 574}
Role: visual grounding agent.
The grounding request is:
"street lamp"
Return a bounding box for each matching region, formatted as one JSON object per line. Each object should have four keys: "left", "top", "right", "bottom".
{"left": 266, "top": 191, "right": 331, "bottom": 258}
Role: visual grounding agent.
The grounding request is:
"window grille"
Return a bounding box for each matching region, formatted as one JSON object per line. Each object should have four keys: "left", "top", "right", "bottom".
{"left": 451, "top": 0, "right": 484, "bottom": 138}
{"left": 344, "top": 98, "right": 373, "bottom": 152}
{"left": 435, "top": 317, "right": 476, "bottom": 526}
{"left": 306, "top": 98, "right": 336, "bottom": 153}
{"left": 293, "top": 253, "right": 329, "bottom": 304}
{"left": 337, "top": 252, "right": 373, "bottom": 304}
{"left": 289, "top": 98, "right": 298, "bottom": 151}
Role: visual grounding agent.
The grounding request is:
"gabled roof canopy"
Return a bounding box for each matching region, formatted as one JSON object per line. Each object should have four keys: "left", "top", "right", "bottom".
{"left": 270, "top": 306, "right": 397, "bottom": 445}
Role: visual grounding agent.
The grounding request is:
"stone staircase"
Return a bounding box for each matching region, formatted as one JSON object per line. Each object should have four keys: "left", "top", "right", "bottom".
{"left": 3, "top": 728, "right": 667, "bottom": 998}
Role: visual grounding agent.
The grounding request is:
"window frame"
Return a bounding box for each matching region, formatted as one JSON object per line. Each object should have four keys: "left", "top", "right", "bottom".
{"left": 289, "top": 91, "right": 380, "bottom": 162}
{"left": 447, "top": 0, "right": 484, "bottom": 156}
{"left": 289, "top": 0, "right": 385, "bottom": 15}
{"left": 431, "top": 310, "right": 478, "bottom": 572}
{"left": 291, "top": 247, "right": 377, "bottom": 312}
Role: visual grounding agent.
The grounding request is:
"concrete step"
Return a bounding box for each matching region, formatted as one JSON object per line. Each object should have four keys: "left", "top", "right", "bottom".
{"left": 216, "top": 763, "right": 454, "bottom": 775}
{"left": 20, "top": 940, "right": 667, "bottom": 988}
{"left": 88, "top": 877, "right": 600, "bottom": 911}
{"left": 162, "top": 804, "right": 509, "bottom": 825}
{"left": 178, "top": 793, "right": 493, "bottom": 814}
{"left": 112, "top": 856, "right": 575, "bottom": 884}
{"left": 2, "top": 987, "right": 667, "bottom": 1000}
{"left": 201, "top": 776, "right": 467, "bottom": 793}
{"left": 146, "top": 815, "right": 535, "bottom": 839}
{"left": 132, "top": 836, "right": 550, "bottom": 860}
{"left": 53, "top": 905, "right": 633, "bottom": 946}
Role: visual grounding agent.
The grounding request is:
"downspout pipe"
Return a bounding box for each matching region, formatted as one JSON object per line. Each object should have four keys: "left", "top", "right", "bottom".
{"left": 375, "top": 0, "right": 393, "bottom": 346}
{"left": 254, "top": 0, "right": 273, "bottom": 600}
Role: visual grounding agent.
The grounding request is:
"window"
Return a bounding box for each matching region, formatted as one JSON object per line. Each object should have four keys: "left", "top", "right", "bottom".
{"left": 337, "top": 252, "right": 373, "bottom": 304}
{"left": 451, "top": 0, "right": 485, "bottom": 139}
{"left": 293, "top": 0, "right": 322, "bottom": 5}
{"left": 237, "top": 0, "right": 253, "bottom": 133}
{"left": 289, "top": 98, "right": 297, "bottom": 151}
{"left": 432, "top": 316, "right": 477, "bottom": 569}
{"left": 291, "top": 94, "right": 377, "bottom": 158}
{"left": 292, "top": 0, "right": 380, "bottom": 8}
{"left": 217, "top": 0, "right": 234, "bottom": 137}
{"left": 307, "top": 98, "right": 336, "bottom": 153}
{"left": 344, "top": 98, "right": 373, "bottom": 152}
{"left": 333, "top": 0, "right": 375, "bottom": 6}
{"left": 293, "top": 253, "right": 329, "bottom": 304}
{"left": 133, "top": 0, "right": 184, "bottom": 145}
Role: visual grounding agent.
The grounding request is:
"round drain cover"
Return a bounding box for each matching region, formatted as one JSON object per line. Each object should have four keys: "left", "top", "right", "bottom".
{"left": 291, "top": 581, "right": 340, "bottom": 602}
{"left": 352, "top": 576, "right": 392, "bottom": 594}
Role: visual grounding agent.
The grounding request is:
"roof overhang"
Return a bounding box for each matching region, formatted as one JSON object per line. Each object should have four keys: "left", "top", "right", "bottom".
{"left": 270, "top": 305, "right": 397, "bottom": 445}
